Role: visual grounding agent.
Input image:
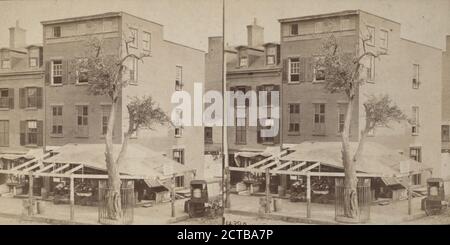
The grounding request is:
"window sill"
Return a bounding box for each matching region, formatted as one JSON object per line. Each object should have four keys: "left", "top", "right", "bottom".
{"left": 24, "top": 107, "right": 38, "bottom": 111}
{"left": 50, "top": 134, "right": 64, "bottom": 138}
{"left": 25, "top": 145, "right": 39, "bottom": 148}
{"left": 312, "top": 80, "right": 325, "bottom": 84}
{"left": 49, "top": 84, "right": 63, "bottom": 87}
{"left": 235, "top": 142, "right": 247, "bottom": 145}
{"left": 129, "top": 82, "right": 138, "bottom": 86}
{"left": 262, "top": 142, "right": 275, "bottom": 145}
{"left": 287, "top": 133, "right": 300, "bottom": 136}
{"left": 175, "top": 135, "right": 183, "bottom": 138}
{"left": 287, "top": 81, "right": 300, "bottom": 85}
{"left": 412, "top": 133, "right": 419, "bottom": 136}
{"left": 75, "top": 83, "right": 89, "bottom": 86}
{"left": 75, "top": 136, "right": 89, "bottom": 138}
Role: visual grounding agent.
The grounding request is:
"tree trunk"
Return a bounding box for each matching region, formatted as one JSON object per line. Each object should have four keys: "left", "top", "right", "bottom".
{"left": 105, "top": 100, "right": 122, "bottom": 221}
{"left": 341, "top": 96, "right": 359, "bottom": 220}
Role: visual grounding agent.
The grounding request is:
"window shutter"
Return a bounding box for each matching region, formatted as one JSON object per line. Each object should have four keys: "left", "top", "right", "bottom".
{"left": 305, "top": 57, "right": 314, "bottom": 82}
{"left": 256, "top": 85, "right": 263, "bottom": 144}
{"left": 273, "top": 119, "right": 280, "bottom": 144}
{"left": 62, "top": 59, "right": 68, "bottom": 84}
{"left": 36, "top": 87, "right": 43, "bottom": 109}
{"left": 44, "top": 61, "right": 51, "bottom": 84}
{"left": 37, "top": 120, "right": 43, "bottom": 146}
{"left": 8, "top": 88, "right": 14, "bottom": 109}
{"left": 20, "top": 121, "right": 26, "bottom": 146}
{"left": 19, "top": 88, "right": 25, "bottom": 109}
{"left": 67, "top": 59, "right": 76, "bottom": 84}
{"left": 282, "top": 59, "right": 288, "bottom": 83}
{"left": 299, "top": 57, "right": 306, "bottom": 82}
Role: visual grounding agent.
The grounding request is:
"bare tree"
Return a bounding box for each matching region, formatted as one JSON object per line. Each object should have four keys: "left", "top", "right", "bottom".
{"left": 318, "top": 34, "right": 407, "bottom": 220}
{"left": 77, "top": 33, "right": 169, "bottom": 221}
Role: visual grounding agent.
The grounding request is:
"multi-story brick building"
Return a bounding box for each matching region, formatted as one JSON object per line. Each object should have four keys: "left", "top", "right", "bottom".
{"left": 204, "top": 21, "right": 282, "bottom": 157}
{"left": 41, "top": 12, "right": 205, "bottom": 186}
{"left": 279, "top": 10, "right": 442, "bottom": 184}
{"left": 0, "top": 22, "right": 44, "bottom": 154}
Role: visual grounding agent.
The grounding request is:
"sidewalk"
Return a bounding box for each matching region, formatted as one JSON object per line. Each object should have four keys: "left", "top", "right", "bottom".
{"left": 0, "top": 197, "right": 189, "bottom": 225}
{"left": 227, "top": 194, "right": 426, "bottom": 224}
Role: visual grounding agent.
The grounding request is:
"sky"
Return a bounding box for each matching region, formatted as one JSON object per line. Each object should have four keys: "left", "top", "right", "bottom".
{"left": 0, "top": 0, "right": 449, "bottom": 51}
{"left": 225, "top": 0, "right": 450, "bottom": 50}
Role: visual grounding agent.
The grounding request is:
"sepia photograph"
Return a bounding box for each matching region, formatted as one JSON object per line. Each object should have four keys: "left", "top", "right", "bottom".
{"left": 0, "top": 0, "right": 450, "bottom": 230}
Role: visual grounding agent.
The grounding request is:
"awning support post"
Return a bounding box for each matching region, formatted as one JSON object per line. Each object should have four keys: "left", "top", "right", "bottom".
{"left": 306, "top": 173, "right": 311, "bottom": 219}
{"left": 70, "top": 176, "right": 74, "bottom": 221}
{"left": 171, "top": 173, "right": 176, "bottom": 218}
{"left": 408, "top": 171, "right": 412, "bottom": 216}
{"left": 265, "top": 168, "right": 270, "bottom": 213}
{"left": 28, "top": 173, "right": 34, "bottom": 216}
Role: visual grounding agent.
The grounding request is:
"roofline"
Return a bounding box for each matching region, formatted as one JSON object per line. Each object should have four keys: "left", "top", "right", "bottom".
{"left": 0, "top": 70, "right": 44, "bottom": 77}
{"left": 40, "top": 11, "right": 164, "bottom": 27}
{"left": 0, "top": 48, "right": 27, "bottom": 54}
{"left": 278, "top": 10, "right": 359, "bottom": 23}
{"left": 164, "top": 40, "right": 205, "bottom": 53}
{"left": 400, "top": 38, "right": 442, "bottom": 51}
{"left": 278, "top": 9, "right": 401, "bottom": 25}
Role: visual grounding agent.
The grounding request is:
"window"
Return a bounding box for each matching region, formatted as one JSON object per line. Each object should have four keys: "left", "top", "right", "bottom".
{"left": 315, "top": 21, "right": 324, "bottom": 33}
{"left": 175, "top": 176, "right": 185, "bottom": 188}
{"left": 410, "top": 147, "right": 422, "bottom": 163}
{"left": 0, "top": 120, "right": 9, "bottom": 147}
{"left": 29, "top": 57, "right": 38, "bottom": 68}
{"left": 76, "top": 58, "right": 88, "bottom": 84}
{"left": 239, "top": 56, "right": 248, "bottom": 67}
{"left": 288, "top": 103, "right": 300, "bottom": 134}
{"left": 411, "top": 106, "right": 419, "bottom": 135}
{"left": 142, "top": 32, "right": 151, "bottom": 51}
{"left": 27, "top": 120, "right": 38, "bottom": 145}
{"left": 367, "top": 56, "right": 375, "bottom": 81}
{"left": 341, "top": 18, "right": 351, "bottom": 30}
{"left": 129, "top": 58, "right": 138, "bottom": 84}
{"left": 52, "top": 26, "right": 61, "bottom": 38}
{"left": 442, "top": 125, "right": 450, "bottom": 142}
{"left": 412, "top": 64, "right": 420, "bottom": 89}
{"left": 313, "top": 103, "right": 326, "bottom": 135}
{"left": 289, "top": 57, "right": 300, "bottom": 83}
{"left": 266, "top": 46, "right": 276, "bottom": 65}
{"left": 174, "top": 108, "right": 183, "bottom": 137}
{"left": 175, "top": 66, "right": 183, "bottom": 90}
{"left": 76, "top": 105, "right": 89, "bottom": 137}
{"left": 338, "top": 103, "right": 348, "bottom": 134}
{"left": 26, "top": 87, "right": 37, "bottom": 108}
{"left": 173, "top": 149, "right": 185, "bottom": 165}
{"left": 0, "top": 88, "right": 12, "bottom": 109}
{"left": 129, "top": 28, "right": 138, "bottom": 48}
{"left": 314, "top": 56, "right": 325, "bottom": 82}
{"left": 380, "top": 29, "right": 388, "bottom": 49}
{"left": 51, "top": 106, "right": 63, "bottom": 135}
{"left": 366, "top": 26, "right": 375, "bottom": 46}
{"left": 51, "top": 60, "right": 63, "bottom": 85}
{"left": 290, "top": 23, "right": 298, "bottom": 35}
{"left": 266, "top": 55, "right": 275, "bottom": 65}
{"left": 260, "top": 118, "right": 275, "bottom": 144}
{"left": 1, "top": 59, "right": 10, "bottom": 69}
{"left": 101, "top": 105, "right": 111, "bottom": 135}
{"left": 235, "top": 117, "right": 246, "bottom": 144}
{"left": 412, "top": 174, "right": 421, "bottom": 185}
{"left": 205, "top": 127, "right": 213, "bottom": 144}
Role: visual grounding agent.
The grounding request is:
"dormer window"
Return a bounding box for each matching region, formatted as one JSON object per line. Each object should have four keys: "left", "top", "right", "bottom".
{"left": 1, "top": 59, "right": 10, "bottom": 69}
{"left": 239, "top": 56, "right": 248, "bottom": 67}
{"left": 266, "top": 46, "right": 276, "bottom": 65}
{"left": 52, "top": 26, "right": 61, "bottom": 38}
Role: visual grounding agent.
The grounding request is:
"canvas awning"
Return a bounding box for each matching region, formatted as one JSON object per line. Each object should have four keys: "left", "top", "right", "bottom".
{"left": 229, "top": 141, "right": 432, "bottom": 178}
{"left": 0, "top": 144, "right": 194, "bottom": 181}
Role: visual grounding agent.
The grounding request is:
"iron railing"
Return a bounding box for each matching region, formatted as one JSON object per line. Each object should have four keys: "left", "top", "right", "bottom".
{"left": 98, "top": 187, "right": 135, "bottom": 225}
{"left": 335, "top": 178, "right": 371, "bottom": 223}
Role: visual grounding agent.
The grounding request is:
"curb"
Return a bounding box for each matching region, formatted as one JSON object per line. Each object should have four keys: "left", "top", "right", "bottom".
{"left": 225, "top": 209, "right": 339, "bottom": 225}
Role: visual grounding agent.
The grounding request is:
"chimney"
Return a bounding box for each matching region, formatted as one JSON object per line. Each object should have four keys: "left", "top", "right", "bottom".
{"left": 247, "top": 18, "right": 264, "bottom": 47}
{"left": 9, "top": 20, "right": 26, "bottom": 49}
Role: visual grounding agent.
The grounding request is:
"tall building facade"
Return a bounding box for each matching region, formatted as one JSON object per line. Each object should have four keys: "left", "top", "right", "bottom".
{"left": 279, "top": 10, "right": 442, "bottom": 184}
{"left": 0, "top": 22, "right": 44, "bottom": 153}
{"left": 41, "top": 12, "right": 205, "bottom": 185}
